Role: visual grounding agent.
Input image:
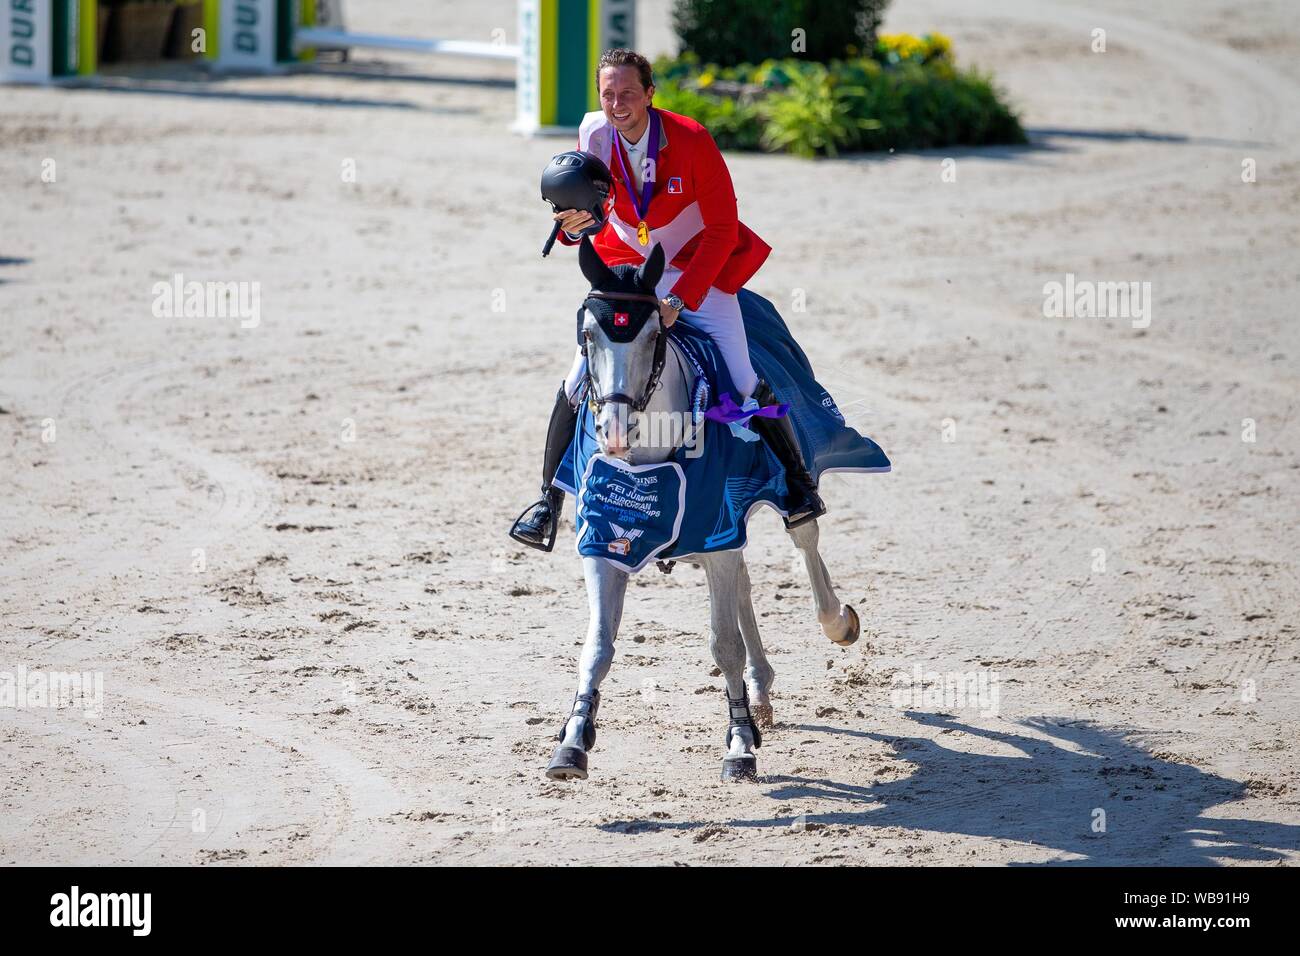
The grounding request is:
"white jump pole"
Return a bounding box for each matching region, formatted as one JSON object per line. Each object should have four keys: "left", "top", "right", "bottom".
{"left": 293, "top": 27, "right": 519, "bottom": 61}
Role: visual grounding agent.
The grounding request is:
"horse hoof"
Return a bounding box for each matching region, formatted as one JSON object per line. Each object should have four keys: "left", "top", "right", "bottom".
{"left": 751, "top": 700, "right": 774, "bottom": 729}
{"left": 720, "top": 755, "right": 758, "bottom": 783}
{"left": 546, "top": 746, "right": 589, "bottom": 781}
{"left": 829, "top": 604, "right": 860, "bottom": 647}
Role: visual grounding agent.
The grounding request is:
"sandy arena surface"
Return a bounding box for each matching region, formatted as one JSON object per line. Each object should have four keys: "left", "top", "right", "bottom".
{"left": 2, "top": 0, "right": 1298, "bottom": 865}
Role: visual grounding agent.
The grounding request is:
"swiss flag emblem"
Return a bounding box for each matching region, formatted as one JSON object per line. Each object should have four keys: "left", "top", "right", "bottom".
{"left": 614, "top": 312, "right": 629, "bottom": 327}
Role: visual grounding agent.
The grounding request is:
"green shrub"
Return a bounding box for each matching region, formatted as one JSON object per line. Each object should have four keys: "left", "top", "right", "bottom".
{"left": 650, "top": 36, "right": 1026, "bottom": 157}
{"left": 671, "top": 0, "right": 890, "bottom": 66}
{"left": 651, "top": 77, "right": 766, "bottom": 151}
{"left": 758, "top": 65, "right": 881, "bottom": 158}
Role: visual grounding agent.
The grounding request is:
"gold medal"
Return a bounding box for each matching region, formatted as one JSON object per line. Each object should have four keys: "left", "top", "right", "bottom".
{"left": 637, "top": 221, "right": 650, "bottom": 246}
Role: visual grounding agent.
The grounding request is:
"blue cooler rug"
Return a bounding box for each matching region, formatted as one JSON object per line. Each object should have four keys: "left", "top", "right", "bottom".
{"left": 552, "top": 288, "right": 891, "bottom": 572}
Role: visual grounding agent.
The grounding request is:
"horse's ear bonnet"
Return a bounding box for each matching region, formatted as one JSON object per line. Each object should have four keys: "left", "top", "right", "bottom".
{"left": 577, "top": 239, "right": 665, "bottom": 345}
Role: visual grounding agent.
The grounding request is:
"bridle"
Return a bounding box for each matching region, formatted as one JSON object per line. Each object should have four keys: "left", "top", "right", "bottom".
{"left": 581, "top": 290, "right": 668, "bottom": 414}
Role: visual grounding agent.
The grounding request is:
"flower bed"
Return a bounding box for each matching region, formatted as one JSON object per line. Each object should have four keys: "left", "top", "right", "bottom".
{"left": 651, "top": 34, "right": 1026, "bottom": 158}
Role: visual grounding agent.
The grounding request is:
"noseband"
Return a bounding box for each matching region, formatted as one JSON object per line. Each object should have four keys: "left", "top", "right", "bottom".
{"left": 582, "top": 290, "right": 668, "bottom": 414}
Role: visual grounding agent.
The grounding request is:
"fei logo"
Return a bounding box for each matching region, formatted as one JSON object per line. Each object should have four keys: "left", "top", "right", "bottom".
{"left": 50, "top": 886, "right": 151, "bottom": 936}
{"left": 819, "top": 392, "right": 844, "bottom": 422}
{"left": 667, "top": 177, "right": 683, "bottom": 194}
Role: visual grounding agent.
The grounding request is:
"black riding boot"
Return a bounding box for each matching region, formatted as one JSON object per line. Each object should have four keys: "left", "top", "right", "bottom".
{"left": 508, "top": 386, "right": 578, "bottom": 552}
{"left": 750, "top": 380, "right": 826, "bottom": 529}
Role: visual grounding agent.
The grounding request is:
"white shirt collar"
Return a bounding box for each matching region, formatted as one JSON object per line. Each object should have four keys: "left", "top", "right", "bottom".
{"left": 619, "top": 128, "right": 647, "bottom": 152}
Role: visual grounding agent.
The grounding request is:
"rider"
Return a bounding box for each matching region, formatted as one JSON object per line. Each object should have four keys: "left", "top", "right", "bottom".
{"left": 509, "top": 48, "right": 826, "bottom": 552}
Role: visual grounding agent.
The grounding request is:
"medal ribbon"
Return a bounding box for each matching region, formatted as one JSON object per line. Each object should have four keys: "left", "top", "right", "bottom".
{"left": 612, "top": 108, "right": 661, "bottom": 224}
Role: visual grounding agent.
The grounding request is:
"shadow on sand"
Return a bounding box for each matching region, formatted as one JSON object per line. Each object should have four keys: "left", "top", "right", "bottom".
{"left": 599, "top": 712, "right": 1298, "bottom": 865}
{"left": 834, "top": 126, "right": 1272, "bottom": 167}
{"left": 0, "top": 256, "right": 32, "bottom": 285}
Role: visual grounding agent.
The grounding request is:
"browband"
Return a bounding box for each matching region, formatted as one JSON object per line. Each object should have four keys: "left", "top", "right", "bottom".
{"left": 586, "top": 290, "right": 660, "bottom": 304}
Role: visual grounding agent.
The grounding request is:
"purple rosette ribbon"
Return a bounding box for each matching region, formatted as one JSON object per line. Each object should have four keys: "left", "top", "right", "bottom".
{"left": 704, "top": 392, "right": 789, "bottom": 442}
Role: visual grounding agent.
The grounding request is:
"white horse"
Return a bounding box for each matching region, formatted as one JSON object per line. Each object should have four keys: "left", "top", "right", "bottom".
{"left": 547, "top": 240, "right": 860, "bottom": 782}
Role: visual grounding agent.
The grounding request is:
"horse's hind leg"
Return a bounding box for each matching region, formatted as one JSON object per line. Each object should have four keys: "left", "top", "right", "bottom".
{"left": 787, "top": 519, "right": 860, "bottom": 647}
{"left": 702, "top": 552, "right": 761, "bottom": 782}
{"left": 735, "top": 558, "right": 775, "bottom": 728}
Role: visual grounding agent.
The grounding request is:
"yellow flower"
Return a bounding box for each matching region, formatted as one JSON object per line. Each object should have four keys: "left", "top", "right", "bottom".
{"left": 878, "top": 33, "right": 929, "bottom": 60}
{"left": 925, "top": 33, "right": 952, "bottom": 58}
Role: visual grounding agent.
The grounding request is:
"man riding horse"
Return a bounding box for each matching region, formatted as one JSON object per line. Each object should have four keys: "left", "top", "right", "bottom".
{"left": 509, "top": 48, "right": 825, "bottom": 552}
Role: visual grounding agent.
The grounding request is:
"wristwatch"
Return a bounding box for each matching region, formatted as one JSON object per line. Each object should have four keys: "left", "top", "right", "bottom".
{"left": 663, "top": 293, "right": 685, "bottom": 313}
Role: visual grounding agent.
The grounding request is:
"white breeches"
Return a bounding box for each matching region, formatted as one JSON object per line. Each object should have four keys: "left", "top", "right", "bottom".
{"left": 563, "top": 266, "right": 760, "bottom": 403}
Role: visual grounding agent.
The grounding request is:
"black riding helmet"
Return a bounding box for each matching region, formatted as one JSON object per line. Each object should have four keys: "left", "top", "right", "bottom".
{"left": 541, "top": 150, "right": 614, "bottom": 237}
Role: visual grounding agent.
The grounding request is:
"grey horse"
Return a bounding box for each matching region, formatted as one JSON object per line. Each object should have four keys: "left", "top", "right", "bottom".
{"left": 547, "top": 240, "right": 860, "bottom": 782}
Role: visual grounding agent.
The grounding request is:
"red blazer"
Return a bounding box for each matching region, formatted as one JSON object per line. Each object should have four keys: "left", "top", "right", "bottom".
{"left": 558, "top": 107, "right": 771, "bottom": 311}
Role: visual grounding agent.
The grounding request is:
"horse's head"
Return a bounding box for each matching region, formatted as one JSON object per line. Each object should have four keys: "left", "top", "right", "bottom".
{"left": 577, "top": 237, "right": 666, "bottom": 458}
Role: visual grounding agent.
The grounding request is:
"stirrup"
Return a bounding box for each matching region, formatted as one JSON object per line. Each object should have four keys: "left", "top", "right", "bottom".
{"left": 782, "top": 487, "right": 826, "bottom": 530}
{"left": 556, "top": 691, "right": 600, "bottom": 751}
{"left": 508, "top": 491, "right": 560, "bottom": 553}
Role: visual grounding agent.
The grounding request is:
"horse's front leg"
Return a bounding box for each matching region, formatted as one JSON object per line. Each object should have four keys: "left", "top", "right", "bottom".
{"left": 546, "top": 557, "right": 628, "bottom": 781}
{"left": 702, "top": 552, "right": 763, "bottom": 782}
{"left": 787, "top": 519, "right": 861, "bottom": 647}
